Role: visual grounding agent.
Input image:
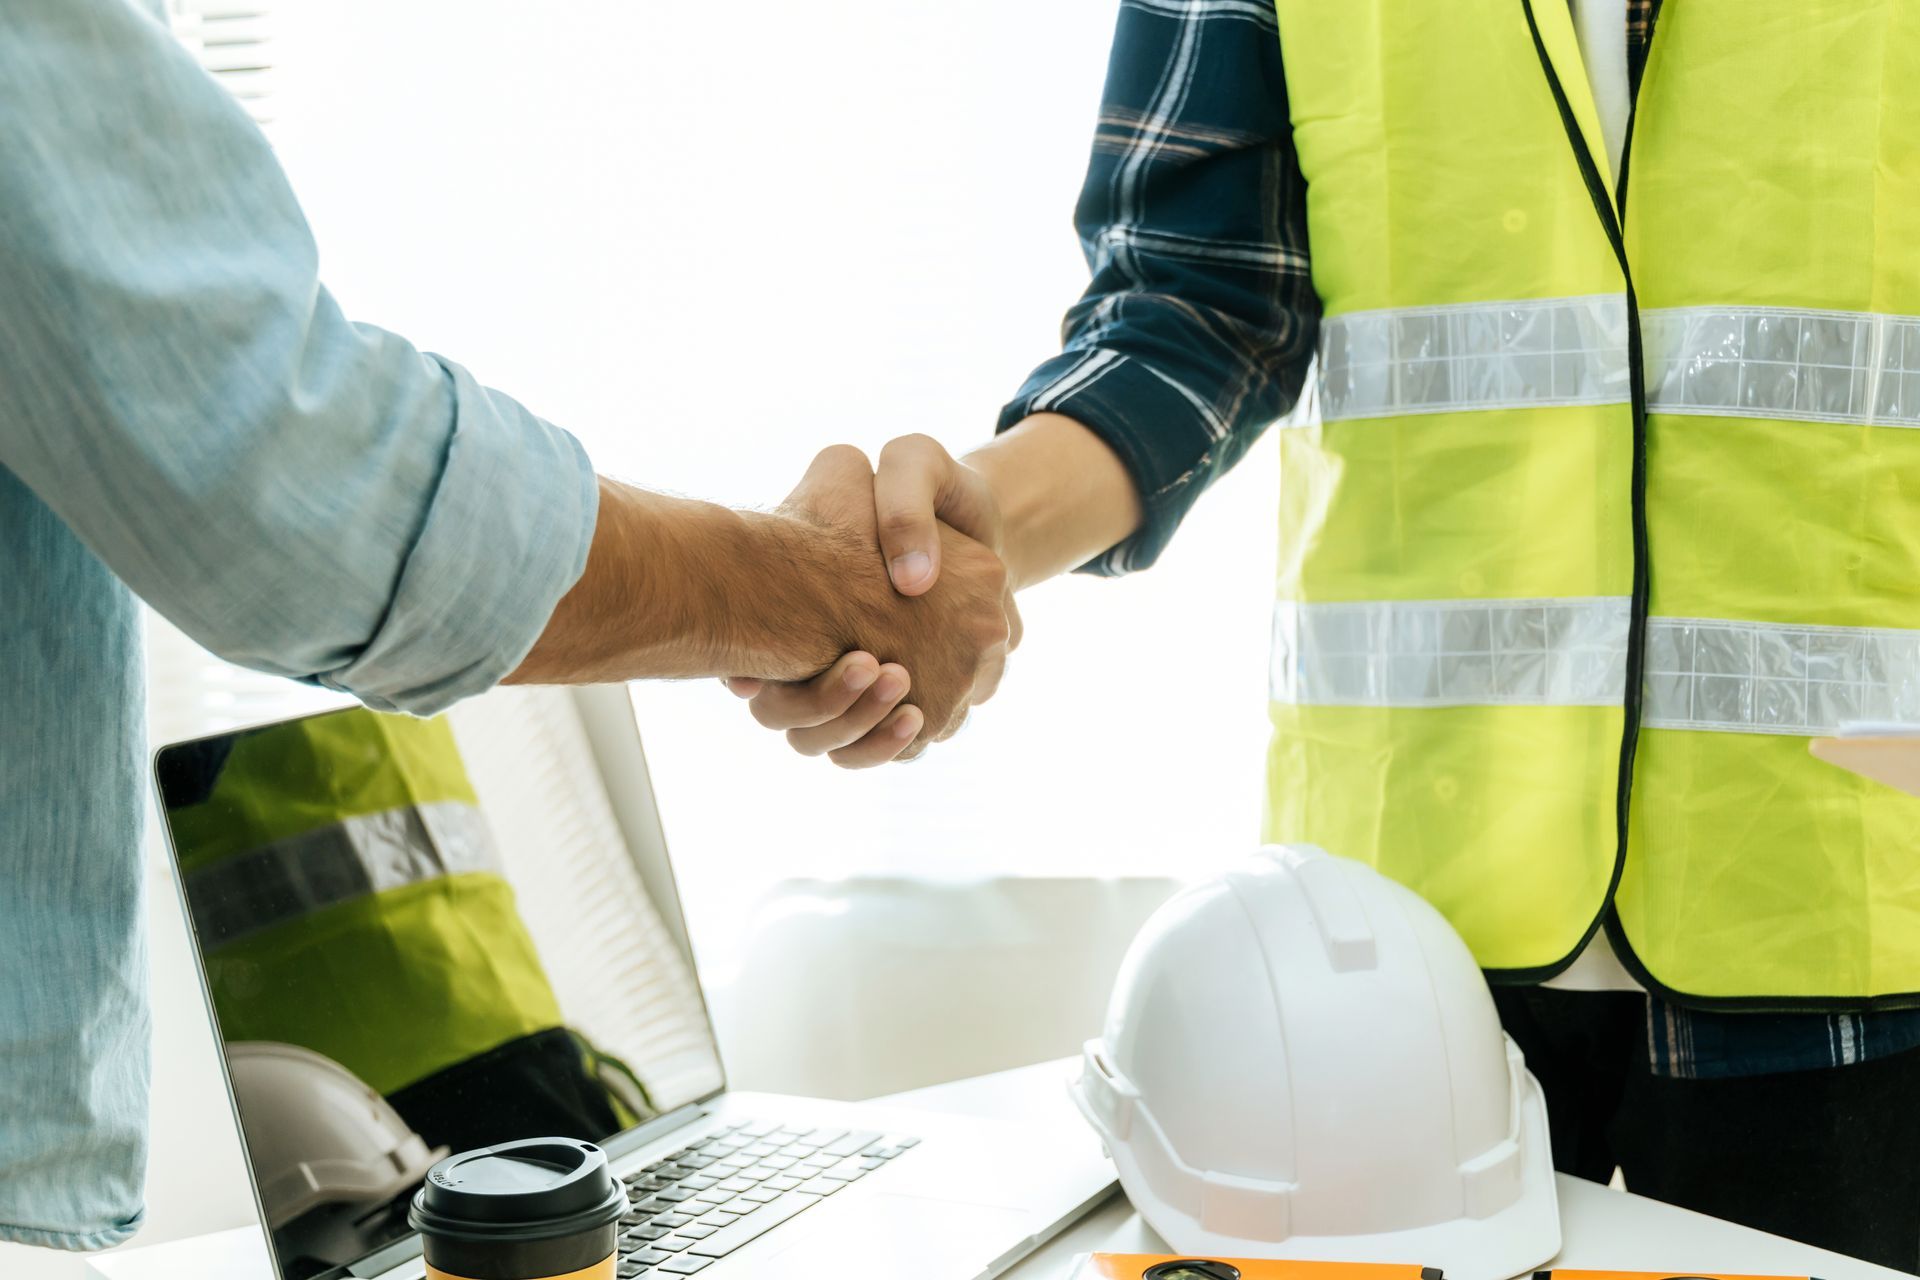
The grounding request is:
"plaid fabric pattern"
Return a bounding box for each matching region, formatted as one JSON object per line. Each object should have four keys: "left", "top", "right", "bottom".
{"left": 996, "top": 0, "right": 1319, "bottom": 576}
{"left": 1627, "top": 0, "right": 1657, "bottom": 93}
{"left": 1647, "top": 1003, "right": 1920, "bottom": 1080}
{"left": 1006, "top": 0, "right": 1920, "bottom": 1078}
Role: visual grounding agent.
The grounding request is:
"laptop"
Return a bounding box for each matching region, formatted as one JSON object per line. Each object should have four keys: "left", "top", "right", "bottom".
{"left": 155, "top": 684, "right": 1115, "bottom": 1280}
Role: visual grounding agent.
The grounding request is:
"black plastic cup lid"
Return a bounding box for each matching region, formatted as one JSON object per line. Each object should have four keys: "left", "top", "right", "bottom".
{"left": 408, "top": 1138, "right": 628, "bottom": 1245}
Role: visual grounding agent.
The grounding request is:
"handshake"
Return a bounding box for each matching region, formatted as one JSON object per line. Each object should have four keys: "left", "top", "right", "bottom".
{"left": 515, "top": 413, "right": 1132, "bottom": 763}
{"left": 721, "top": 435, "right": 1019, "bottom": 769}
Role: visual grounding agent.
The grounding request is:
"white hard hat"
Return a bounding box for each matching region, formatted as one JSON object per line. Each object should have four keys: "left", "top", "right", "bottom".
{"left": 227, "top": 1041, "right": 448, "bottom": 1228}
{"left": 1070, "top": 845, "right": 1559, "bottom": 1280}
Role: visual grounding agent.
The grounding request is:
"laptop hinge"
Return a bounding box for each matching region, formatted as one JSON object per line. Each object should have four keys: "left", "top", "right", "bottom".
{"left": 601, "top": 1101, "right": 713, "bottom": 1164}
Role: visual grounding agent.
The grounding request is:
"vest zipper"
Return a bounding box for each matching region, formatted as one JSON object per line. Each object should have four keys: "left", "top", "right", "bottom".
{"left": 1515, "top": 0, "right": 1656, "bottom": 984}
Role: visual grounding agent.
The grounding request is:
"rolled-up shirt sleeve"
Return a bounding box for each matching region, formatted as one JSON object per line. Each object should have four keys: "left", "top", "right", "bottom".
{"left": 1000, "top": 0, "right": 1319, "bottom": 576}
{"left": 0, "top": 0, "right": 597, "bottom": 715}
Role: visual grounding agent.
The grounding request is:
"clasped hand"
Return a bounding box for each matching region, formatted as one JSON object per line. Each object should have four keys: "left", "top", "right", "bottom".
{"left": 729, "top": 438, "right": 1015, "bottom": 768}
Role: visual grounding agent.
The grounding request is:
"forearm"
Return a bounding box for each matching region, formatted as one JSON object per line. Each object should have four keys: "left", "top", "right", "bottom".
{"left": 509, "top": 478, "right": 844, "bottom": 686}
{"left": 985, "top": 0, "right": 1313, "bottom": 580}
{"left": 965, "top": 413, "right": 1143, "bottom": 590}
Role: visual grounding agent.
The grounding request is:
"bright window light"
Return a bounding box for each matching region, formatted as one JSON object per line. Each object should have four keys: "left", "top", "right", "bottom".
{"left": 151, "top": 0, "right": 1281, "bottom": 967}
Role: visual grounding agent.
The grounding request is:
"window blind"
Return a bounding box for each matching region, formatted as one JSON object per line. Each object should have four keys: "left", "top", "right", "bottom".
{"left": 146, "top": 0, "right": 311, "bottom": 747}
{"left": 167, "top": 0, "right": 275, "bottom": 125}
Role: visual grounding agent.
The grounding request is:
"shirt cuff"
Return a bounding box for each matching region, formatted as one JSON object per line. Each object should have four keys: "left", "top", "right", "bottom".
{"left": 317, "top": 357, "right": 599, "bottom": 716}
{"left": 998, "top": 350, "right": 1222, "bottom": 576}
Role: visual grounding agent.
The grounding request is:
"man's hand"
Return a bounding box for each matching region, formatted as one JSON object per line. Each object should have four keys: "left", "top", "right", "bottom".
{"left": 741, "top": 445, "right": 1016, "bottom": 767}
{"left": 872, "top": 416, "right": 1145, "bottom": 596}
{"left": 726, "top": 434, "right": 1020, "bottom": 765}
{"left": 729, "top": 416, "right": 1144, "bottom": 766}
{"left": 869, "top": 433, "right": 1007, "bottom": 596}
{"left": 506, "top": 453, "right": 1012, "bottom": 755}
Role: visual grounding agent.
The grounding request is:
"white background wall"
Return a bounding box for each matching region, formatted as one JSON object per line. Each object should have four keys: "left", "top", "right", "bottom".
{"left": 260, "top": 0, "right": 1282, "bottom": 967}
{"left": 4, "top": 1, "right": 1284, "bottom": 1275}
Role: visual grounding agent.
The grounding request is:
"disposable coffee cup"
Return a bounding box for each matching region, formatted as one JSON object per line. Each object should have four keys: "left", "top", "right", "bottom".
{"left": 408, "top": 1137, "right": 629, "bottom": 1280}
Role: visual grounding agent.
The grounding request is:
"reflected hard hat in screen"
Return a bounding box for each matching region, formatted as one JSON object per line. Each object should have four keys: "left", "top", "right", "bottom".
{"left": 227, "top": 1041, "right": 448, "bottom": 1228}
{"left": 1070, "top": 845, "right": 1559, "bottom": 1280}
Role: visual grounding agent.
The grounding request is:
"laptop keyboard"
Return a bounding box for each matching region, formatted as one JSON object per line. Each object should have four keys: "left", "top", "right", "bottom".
{"left": 614, "top": 1117, "right": 921, "bottom": 1276}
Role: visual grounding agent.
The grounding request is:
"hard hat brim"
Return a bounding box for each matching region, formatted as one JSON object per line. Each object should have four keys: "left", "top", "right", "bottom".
{"left": 1075, "top": 1057, "right": 1562, "bottom": 1280}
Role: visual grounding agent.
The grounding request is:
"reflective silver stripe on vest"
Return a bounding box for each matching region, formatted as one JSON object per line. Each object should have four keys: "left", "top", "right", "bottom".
{"left": 1270, "top": 597, "right": 1630, "bottom": 706}
{"left": 1646, "top": 616, "right": 1920, "bottom": 734}
{"left": 1270, "top": 599, "right": 1920, "bottom": 735}
{"left": 183, "top": 801, "right": 500, "bottom": 949}
{"left": 1315, "top": 295, "right": 1631, "bottom": 422}
{"left": 1642, "top": 306, "right": 1920, "bottom": 428}
{"left": 1313, "top": 298, "right": 1920, "bottom": 427}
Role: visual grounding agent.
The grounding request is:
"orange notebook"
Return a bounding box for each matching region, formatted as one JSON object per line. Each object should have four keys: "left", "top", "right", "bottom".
{"left": 1069, "top": 1258, "right": 1440, "bottom": 1280}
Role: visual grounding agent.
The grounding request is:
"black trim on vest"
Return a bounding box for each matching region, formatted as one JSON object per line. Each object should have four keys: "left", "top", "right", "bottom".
{"left": 1603, "top": 0, "right": 1920, "bottom": 1014}
{"left": 1519, "top": 2, "right": 1920, "bottom": 1012}
{"left": 1485, "top": 0, "right": 1650, "bottom": 990}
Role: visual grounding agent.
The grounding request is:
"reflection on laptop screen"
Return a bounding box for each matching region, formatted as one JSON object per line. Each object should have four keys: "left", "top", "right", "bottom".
{"left": 156, "top": 688, "right": 724, "bottom": 1280}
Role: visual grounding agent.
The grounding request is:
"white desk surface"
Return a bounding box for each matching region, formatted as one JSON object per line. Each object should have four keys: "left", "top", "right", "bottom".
{"left": 90, "top": 1059, "right": 1906, "bottom": 1280}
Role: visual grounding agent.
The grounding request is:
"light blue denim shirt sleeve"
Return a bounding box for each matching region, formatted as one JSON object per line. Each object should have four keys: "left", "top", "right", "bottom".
{"left": 0, "top": 0, "right": 599, "bottom": 1249}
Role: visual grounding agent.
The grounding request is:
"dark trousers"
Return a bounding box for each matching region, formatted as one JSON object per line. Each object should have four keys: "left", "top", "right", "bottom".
{"left": 1494, "top": 987, "right": 1920, "bottom": 1274}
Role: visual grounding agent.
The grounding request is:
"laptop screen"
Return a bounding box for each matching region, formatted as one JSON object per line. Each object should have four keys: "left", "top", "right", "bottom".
{"left": 155, "top": 687, "right": 725, "bottom": 1280}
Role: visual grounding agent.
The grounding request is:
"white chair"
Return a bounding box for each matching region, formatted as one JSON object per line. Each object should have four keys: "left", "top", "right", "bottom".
{"left": 706, "top": 875, "right": 1185, "bottom": 1100}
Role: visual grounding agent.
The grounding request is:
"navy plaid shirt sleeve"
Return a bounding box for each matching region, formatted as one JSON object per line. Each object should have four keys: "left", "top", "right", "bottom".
{"left": 999, "top": 0, "right": 1319, "bottom": 576}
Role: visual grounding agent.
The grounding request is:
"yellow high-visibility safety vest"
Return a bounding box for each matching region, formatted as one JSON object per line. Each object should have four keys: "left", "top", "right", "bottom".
{"left": 170, "top": 710, "right": 564, "bottom": 1094}
{"left": 1263, "top": 0, "right": 1920, "bottom": 1007}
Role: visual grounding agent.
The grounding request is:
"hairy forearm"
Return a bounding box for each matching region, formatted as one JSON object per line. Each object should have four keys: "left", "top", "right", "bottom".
{"left": 965, "top": 413, "right": 1144, "bottom": 590}
{"left": 508, "top": 477, "right": 843, "bottom": 685}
